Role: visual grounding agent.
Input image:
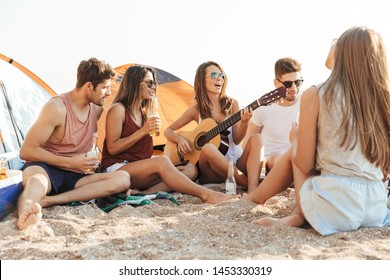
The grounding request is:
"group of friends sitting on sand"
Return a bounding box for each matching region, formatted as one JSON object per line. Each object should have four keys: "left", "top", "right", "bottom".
{"left": 16, "top": 26, "right": 390, "bottom": 236}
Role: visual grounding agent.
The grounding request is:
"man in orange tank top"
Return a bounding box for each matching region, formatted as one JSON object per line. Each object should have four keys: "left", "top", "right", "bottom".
{"left": 17, "top": 58, "right": 130, "bottom": 230}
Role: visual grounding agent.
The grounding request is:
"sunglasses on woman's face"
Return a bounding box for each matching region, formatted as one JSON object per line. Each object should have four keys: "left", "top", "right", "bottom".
{"left": 206, "top": 72, "right": 225, "bottom": 79}
{"left": 143, "top": 79, "right": 156, "bottom": 89}
{"left": 277, "top": 79, "right": 304, "bottom": 88}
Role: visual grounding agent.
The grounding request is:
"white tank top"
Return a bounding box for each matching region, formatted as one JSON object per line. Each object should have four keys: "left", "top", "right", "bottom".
{"left": 315, "top": 84, "right": 382, "bottom": 181}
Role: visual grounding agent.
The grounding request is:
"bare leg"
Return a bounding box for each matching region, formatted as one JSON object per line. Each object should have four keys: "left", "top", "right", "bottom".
{"left": 265, "top": 153, "right": 283, "bottom": 171}
{"left": 119, "top": 156, "right": 239, "bottom": 204}
{"left": 236, "top": 134, "right": 262, "bottom": 193}
{"left": 40, "top": 170, "right": 130, "bottom": 207}
{"left": 17, "top": 166, "right": 49, "bottom": 230}
{"left": 244, "top": 148, "right": 294, "bottom": 204}
{"left": 137, "top": 162, "right": 198, "bottom": 194}
{"left": 178, "top": 163, "right": 198, "bottom": 181}
{"left": 198, "top": 143, "right": 248, "bottom": 186}
{"left": 251, "top": 158, "right": 312, "bottom": 228}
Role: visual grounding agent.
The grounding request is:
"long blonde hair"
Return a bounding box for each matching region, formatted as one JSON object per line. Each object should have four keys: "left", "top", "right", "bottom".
{"left": 322, "top": 26, "right": 390, "bottom": 173}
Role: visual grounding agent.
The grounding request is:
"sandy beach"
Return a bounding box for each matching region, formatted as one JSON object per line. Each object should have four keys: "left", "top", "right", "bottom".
{"left": 1, "top": 183, "right": 390, "bottom": 260}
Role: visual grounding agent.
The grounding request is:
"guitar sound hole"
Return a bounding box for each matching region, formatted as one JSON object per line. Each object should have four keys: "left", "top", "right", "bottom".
{"left": 196, "top": 135, "right": 208, "bottom": 149}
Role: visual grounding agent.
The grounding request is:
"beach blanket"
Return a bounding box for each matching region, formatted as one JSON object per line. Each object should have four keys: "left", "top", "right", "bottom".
{"left": 95, "top": 192, "right": 179, "bottom": 213}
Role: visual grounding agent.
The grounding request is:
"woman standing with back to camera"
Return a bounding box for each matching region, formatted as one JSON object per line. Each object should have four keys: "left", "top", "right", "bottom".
{"left": 252, "top": 26, "right": 390, "bottom": 235}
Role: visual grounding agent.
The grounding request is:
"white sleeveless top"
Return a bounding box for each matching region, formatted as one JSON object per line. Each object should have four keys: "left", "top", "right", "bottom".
{"left": 225, "top": 126, "right": 243, "bottom": 164}
{"left": 315, "top": 84, "right": 383, "bottom": 181}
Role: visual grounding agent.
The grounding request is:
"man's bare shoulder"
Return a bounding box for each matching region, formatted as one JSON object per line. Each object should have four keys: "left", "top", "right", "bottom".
{"left": 38, "top": 97, "right": 67, "bottom": 125}
{"left": 45, "top": 96, "right": 65, "bottom": 107}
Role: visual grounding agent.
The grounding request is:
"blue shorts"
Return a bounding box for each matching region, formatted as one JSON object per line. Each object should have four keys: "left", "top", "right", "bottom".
{"left": 22, "top": 162, "right": 86, "bottom": 195}
{"left": 300, "top": 174, "right": 390, "bottom": 236}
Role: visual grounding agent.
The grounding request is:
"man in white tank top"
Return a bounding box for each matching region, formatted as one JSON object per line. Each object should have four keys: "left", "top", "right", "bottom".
{"left": 243, "top": 57, "right": 303, "bottom": 174}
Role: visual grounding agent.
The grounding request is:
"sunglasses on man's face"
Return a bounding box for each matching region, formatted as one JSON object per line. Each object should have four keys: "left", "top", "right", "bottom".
{"left": 143, "top": 79, "right": 156, "bottom": 89}
{"left": 206, "top": 72, "right": 225, "bottom": 79}
{"left": 277, "top": 79, "right": 304, "bottom": 88}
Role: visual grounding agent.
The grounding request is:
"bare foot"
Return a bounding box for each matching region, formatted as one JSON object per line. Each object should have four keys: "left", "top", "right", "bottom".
{"left": 203, "top": 191, "right": 241, "bottom": 204}
{"left": 127, "top": 188, "right": 141, "bottom": 196}
{"left": 242, "top": 192, "right": 256, "bottom": 203}
{"left": 17, "top": 203, "right": 42, "bottom": 230}
{"left": 252, "top": 213, "right": 305, "bottom": 228}
{"left": 252, "top": 217, "right": 284, "bottom": 226}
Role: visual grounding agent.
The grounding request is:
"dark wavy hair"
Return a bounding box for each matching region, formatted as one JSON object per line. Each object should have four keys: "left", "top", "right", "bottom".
{"left": 113, "top": 65, "right": 157, "bottom": 119}
{"left": 76, "top": 58, "right": 115, "bottom": 89}
{"left": 274, "top": 57, "right": 302, "bottom": 79}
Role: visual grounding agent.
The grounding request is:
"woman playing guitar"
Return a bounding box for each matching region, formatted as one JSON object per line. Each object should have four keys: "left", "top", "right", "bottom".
{"left": 164, "top": 61, "right": 263, "bottom": 193}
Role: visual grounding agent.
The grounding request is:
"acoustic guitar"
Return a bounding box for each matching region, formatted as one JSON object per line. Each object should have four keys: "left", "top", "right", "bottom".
{"left": 164, "top": 86, "right": 287, "bottom": 164}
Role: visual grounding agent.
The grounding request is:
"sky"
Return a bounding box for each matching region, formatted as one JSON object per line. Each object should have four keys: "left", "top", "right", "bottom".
{"left": 1, "top": 0, "right": 390, "bottom": 107}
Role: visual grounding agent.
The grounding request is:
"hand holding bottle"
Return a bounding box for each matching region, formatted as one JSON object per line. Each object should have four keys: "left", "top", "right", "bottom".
{"left": 85, "top": 133, "right": 99, "bottom": 174}
{"left": 146, "top": 96, "right": 161, "bottom": 136}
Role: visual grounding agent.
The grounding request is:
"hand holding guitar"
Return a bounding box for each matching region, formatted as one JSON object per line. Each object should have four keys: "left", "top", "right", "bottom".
{"left": 176, "top": 136, "right": 192, "bottom": 155}
{"left": 240, "top": 107, "right": 253, "bottom": 126}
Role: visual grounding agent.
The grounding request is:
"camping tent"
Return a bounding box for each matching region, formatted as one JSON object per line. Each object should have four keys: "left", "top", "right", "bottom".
{"left": 97, "top": 63, "right": 198, "bottom": 152}
{"left": 0, "top": 53, "right": 56, "bottom": 220}
{"left": 0, "top": 53, "right": 56, "bottom": 169}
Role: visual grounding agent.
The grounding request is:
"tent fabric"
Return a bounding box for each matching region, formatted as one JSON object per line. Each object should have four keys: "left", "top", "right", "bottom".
{"left": 97, "top": 63, "right": 198, "bottom": 150}
{"left": 0, "top": 53, "right": 56, "bottom": 169}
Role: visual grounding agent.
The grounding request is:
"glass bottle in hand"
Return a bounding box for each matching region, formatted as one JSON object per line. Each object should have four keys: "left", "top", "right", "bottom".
{"left": 147, "top": 96, "right": 160, "bottom": 136}
{"left": 86, "top": 132, "right": 98, "bottom": 174}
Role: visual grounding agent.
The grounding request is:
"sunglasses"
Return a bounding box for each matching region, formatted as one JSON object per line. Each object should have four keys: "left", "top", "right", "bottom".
{"left": 277, "top": 79, "right": 304, "bottom": 88}
{"left": 206, "top": 72, "right": 225, "bottom": 79}
{"left": 143, "top": 79, "right": 156, "bottom": 89}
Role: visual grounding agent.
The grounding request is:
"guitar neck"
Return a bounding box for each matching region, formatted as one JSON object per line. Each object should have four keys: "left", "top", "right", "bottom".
{"left": 205, "top": 99, "right": 261, "bottom": 141}
{"left": 201, "top": 87, "right": 286, "bottom": 143}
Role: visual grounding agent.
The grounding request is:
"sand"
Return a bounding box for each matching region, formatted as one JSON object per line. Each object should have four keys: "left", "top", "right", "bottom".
{"left": 1, "top": 184, "right": 390, "bottom": 260}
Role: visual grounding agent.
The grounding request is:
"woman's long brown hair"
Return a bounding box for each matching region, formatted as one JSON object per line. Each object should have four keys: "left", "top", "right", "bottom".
{"left": 321, "top": 26, "right": 390, "bottom": 173}
{"left": 194, "top": 61, "right": 233, "bottom": 120}
{"left": 114, "top": 65, "right": 157, "bottom": 119}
